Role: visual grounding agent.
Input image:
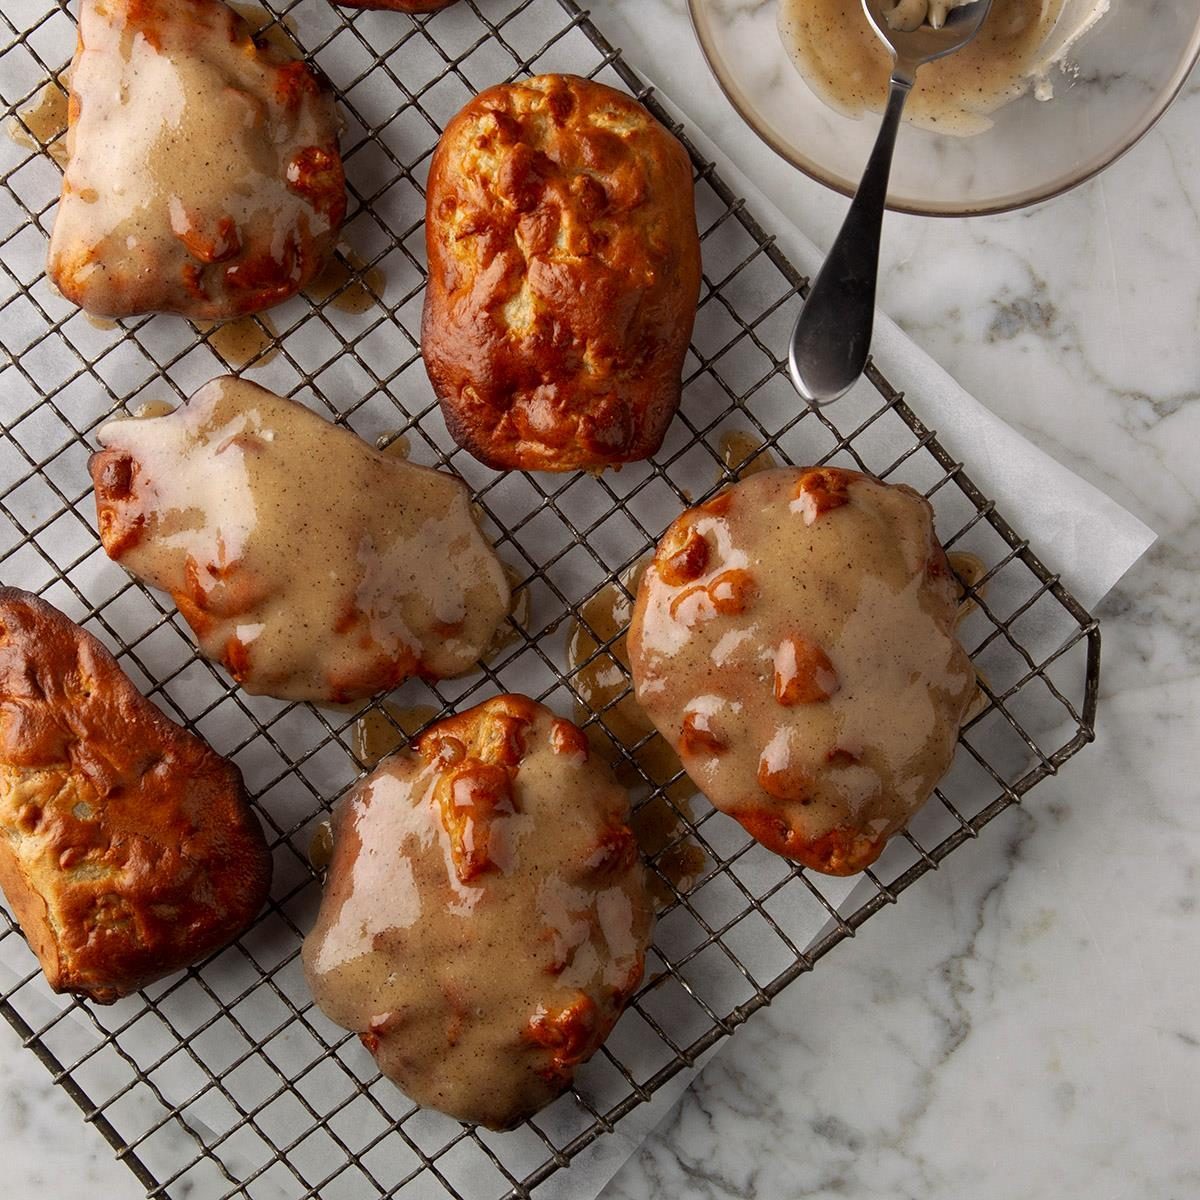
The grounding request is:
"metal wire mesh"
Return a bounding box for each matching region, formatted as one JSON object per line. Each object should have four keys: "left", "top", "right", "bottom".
{"left": 0, "top": 0, "right": 1100, "bottom": 1197}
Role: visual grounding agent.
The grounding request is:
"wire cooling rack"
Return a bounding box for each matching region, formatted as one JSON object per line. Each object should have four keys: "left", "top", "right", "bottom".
{"left": 0, "top": 1, "right": 1100, "bottom": 1197}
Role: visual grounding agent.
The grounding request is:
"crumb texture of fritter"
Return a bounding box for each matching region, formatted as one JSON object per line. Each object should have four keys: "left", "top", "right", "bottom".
{"left": 302, "top": 695, "right": 653, "bottom": 1129}
{"left": 422, "top": 74, "right": 702, "bottom": 472}
{"left": 628, "top": 467, "right": 976, "bottom": 876}
{"left": 47, "top": 0, "right": 345, "bottom": 319}
{"left": 0, "top": 588, "right": 271, "bottom": 1003}
{"left": 89, "top": 376, "right": 511, "bottom": 703}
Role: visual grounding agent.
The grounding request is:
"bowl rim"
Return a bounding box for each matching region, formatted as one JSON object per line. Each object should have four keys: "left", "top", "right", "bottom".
{"left": 687, "top": 0, "right": 1200, "bottom": 218}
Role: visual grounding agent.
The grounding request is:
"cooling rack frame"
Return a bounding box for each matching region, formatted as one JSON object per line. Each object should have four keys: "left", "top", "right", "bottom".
{"left": 0, "top": 1, "right": 1099, "bottom": 1196}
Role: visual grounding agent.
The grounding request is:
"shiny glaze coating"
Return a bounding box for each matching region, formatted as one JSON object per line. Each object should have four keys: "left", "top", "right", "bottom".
{"left": 302, "top": 695, "right": 653, "bottom": 1129}
{"left": 779, "top": 0, "right": 1065, "bottom": 136}
{"left": 90, "top": 377, "right": 509, "bottom": 703}
{"left": 628, "top": 468, "right": 975, "bottom": 875}
{"left": 0, "top": 588, "right": 271, "bottom": 1003}
{"left": 422, "top": 74, "right": 702, "bottom": 472}
{"left": 48, "top": 0, "right": 345, "bottom": 319}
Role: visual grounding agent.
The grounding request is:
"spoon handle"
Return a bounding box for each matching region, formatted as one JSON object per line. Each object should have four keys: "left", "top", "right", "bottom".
{"left": 789, "top": 74, "right": 913, "bottom": 405}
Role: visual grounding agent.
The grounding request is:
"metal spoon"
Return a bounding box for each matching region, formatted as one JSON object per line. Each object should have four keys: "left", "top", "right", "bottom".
{"left": 787, "top": 0, "right": 993, "bottom": 405}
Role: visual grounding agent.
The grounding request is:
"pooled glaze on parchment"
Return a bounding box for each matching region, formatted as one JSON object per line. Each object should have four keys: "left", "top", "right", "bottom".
{"left": 629, "top": 467, "right": 974, "bottom": 875}
{"left": 566, "top": 563, "right": 709, "bottom": 906}
{"left": 91, "top": 377, "right": 509, "bottom": 702}
{"left": 302, "top": 696, "right": 653, "bottom": 1129}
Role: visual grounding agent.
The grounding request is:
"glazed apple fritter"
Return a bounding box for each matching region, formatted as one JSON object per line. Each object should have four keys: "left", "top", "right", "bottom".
{"left": 629, "top": 467, "right": 975, "bottom": 876}
{"left": 47, "top": 0, "right": 345, "bottom": 320}
{"left": 90, "top": 377, "right": 510, "bottom": 703}
{"left": 303, "top": 695, "right": 653, "bottom": 1129}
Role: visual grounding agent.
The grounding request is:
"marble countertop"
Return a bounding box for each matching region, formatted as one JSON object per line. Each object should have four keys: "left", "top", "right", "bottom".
{"left": 5, "top": 2, "right": 1198, "bottom": 1197}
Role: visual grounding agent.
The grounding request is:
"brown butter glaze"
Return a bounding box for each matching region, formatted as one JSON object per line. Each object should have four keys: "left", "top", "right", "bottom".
{"left": 302, "top": 695, "right": 653, "bottom": 1130}
{"left": 422, "top": 74, "right": 702, "bottom": 472}
{"left": 628, "top": 467, "right": 975, "bottom": 876}
{"left": 718, "top": 429, "right": 780, "bottom": 481}
{"left": 90, "top": 377, "right": 510, "bottom": 703}
{"left": 308, "top": 819, "right": 335, "bottom": 871}
{"left": 377, "top": 432, "right": 411, "bottom": 459}
{"left": 196, "top": 314, "right": 279, "bottom": 369}
{"left": 949, "top": 550, "right": 987, "bottom": 595}
{"left": 353, "top": 702, "right": 440, "bottom": 769}
{"left": 566, "top": 564, "right": 707, "bottom": 904}
{"left": 133, "top": 399, "right": 176, "bottom": 420}
{"left": 779, "top": 0, "right": 1066, "bottom": 135}
{"left": 48, "top": 0, "right": 345, "bottom": 319}
{"left": 305, "top": 248, "right": 387, "bottom": 315}
{"left": 7, "top": 79, "right": 70, "bottom": 167}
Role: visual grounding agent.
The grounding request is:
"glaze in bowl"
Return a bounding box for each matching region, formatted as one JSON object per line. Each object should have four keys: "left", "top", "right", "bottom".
{"left": 688, "top": 0, "right": 1200, "bottom": 215}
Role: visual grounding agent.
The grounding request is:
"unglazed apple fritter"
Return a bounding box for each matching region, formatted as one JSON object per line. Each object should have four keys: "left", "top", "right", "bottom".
{"left": 0, "top": 588, "right": 271, "bottom": 1003}
{"left": 422, "top": 74, "right": 702, "bottom": 472}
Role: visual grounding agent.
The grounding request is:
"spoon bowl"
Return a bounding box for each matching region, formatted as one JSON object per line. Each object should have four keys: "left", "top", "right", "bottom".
{"left": 864, "top": 0, "right": 996, "bottom": 79}
{"left": 788, "top": 0, "right": 993, "bottom": 405}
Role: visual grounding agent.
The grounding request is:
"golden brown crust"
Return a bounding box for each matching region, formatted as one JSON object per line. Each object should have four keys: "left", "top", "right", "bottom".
{"left": 416, "top": 693, "right": 538, "bottom": 885}
{"left": 48, "top": 0, "right": 345, "bottom": 320}
{"left": 0, "top": 588, "right": 272, "bottom": 1002}
{"left": 734, "top": 808, "right": 885, "bottom": 877}
{"left": 421, "top": 74, "right": 702, "bottom": 472}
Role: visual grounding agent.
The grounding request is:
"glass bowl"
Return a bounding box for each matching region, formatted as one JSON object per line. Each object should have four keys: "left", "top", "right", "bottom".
{"left": 688, "top": 0, "right": 1200, "bottom": 216}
